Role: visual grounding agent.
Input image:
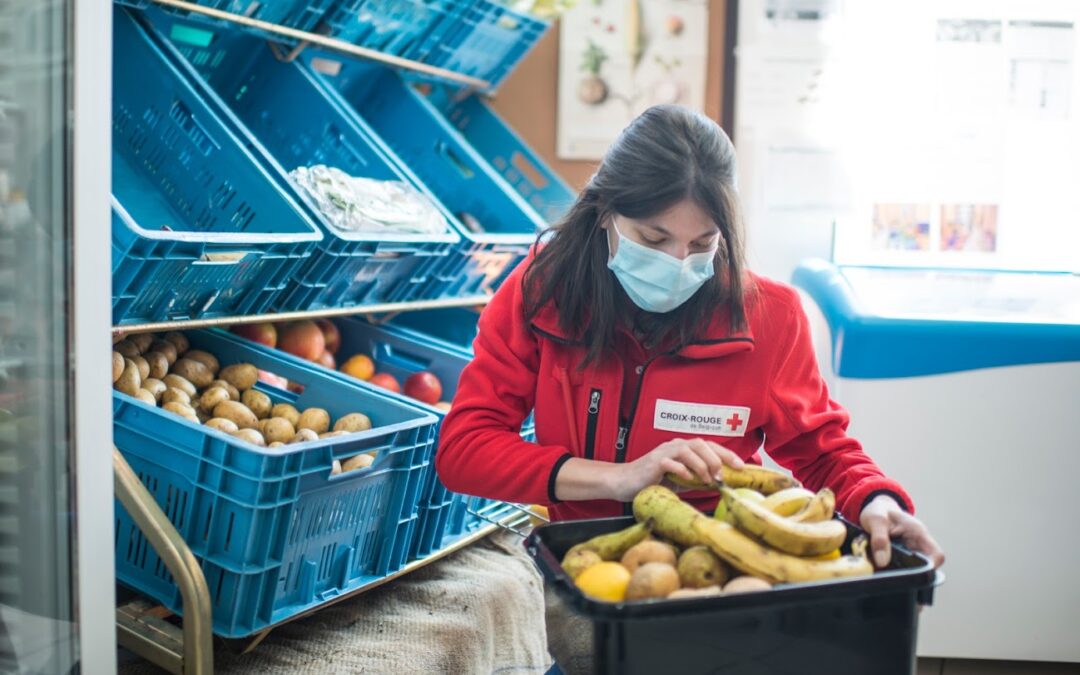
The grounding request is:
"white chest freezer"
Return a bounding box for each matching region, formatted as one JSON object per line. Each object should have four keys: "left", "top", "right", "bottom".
{"left": 793, "top": 259, "right": 1080, "bottom": 663}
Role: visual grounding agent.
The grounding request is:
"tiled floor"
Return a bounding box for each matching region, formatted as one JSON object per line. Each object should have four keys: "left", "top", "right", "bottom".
{"left": 918, "top": 658, "right": 1080, "bottom": 674}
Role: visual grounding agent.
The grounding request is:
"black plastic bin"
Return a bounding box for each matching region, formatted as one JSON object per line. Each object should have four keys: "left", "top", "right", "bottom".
{"left": 526, "top": 516, "right": 940, "bottom": 675}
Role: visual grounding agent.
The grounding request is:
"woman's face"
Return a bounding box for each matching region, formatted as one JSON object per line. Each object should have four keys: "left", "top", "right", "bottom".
{"left": 604, "top": 198, "right": 719, "bottom": 261}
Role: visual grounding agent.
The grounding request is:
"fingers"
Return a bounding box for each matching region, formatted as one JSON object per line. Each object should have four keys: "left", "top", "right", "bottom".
{"left": 891, "top": 513, "right": 946, "bottom": 568}
{"left": 684, "top": 439, "right": 725, "bottom": 481}
{"left": 674, "top": 442, "right": 714, "bottom": 485}
{"left": 865, "top": 513, "right": 892, "bottom": 568}
{"left": 658, "top": 457, "right": 695, "bottom": 484}
{"left": 704, "top": 441, "right": 746, "bottom": 469}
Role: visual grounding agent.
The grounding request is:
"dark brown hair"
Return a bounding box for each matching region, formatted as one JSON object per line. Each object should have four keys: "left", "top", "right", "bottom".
{"left": 523, "top": 105, "right": 748, "bottom": 366}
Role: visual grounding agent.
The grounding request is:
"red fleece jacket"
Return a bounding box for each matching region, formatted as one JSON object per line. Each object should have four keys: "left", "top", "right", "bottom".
{"left": 436, "top": 258, "right": 913, "bottom": 523}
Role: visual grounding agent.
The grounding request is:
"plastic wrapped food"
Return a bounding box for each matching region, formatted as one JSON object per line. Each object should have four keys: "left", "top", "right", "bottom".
{"left": 289, "top": 165, "right": 448, "bottom": 236}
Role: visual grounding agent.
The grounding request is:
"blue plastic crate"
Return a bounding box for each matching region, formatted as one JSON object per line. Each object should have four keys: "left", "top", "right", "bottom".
{"left": 324, "top": 317, "right": 525, "bottom": 558}
{"left": 114, "top": 328, "right": 438, "bottom": 638}
{"left": 111, "top": 8, "right": 322, "bottom": 325}
{"left": 426, "top": 0, "right": 548, "bottom": 89}
{"left": 309, "top": 57, "right": 545, "bottom": 298}
{"left": 149, "top": 13, "right": 462, "bottom": 310}
{"left": 429, "top": 89, "right": 576, "bottom": 226}
{"left": 323, "top": 0, "right": 464, "bottom": 62}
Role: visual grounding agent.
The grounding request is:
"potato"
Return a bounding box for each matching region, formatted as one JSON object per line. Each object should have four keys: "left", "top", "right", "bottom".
{"left": 115, "top": 340, "right": 141, "bottom": 358}
{"left": 212, "top": 400, "right": 258, "bottom": 430}
{"left": 150, "top": 340, "right": 178, "bottom": 365}
{"left": 319, "top": 431, "right": 350, "bottom": 439}
{"left": 161, "top": 387, "right": 191, "bottom": 407}
{"left": 270, "top": 403, "right": 300, "bottom": 427}
{"left": 268, "top": 441, "right": 285, "bottom": 448}
{"left": 163, "top": 331, "right": 189, "bottom": 355}
{"left": 722, "top": 576, "right": 772, "bottom": 594}
{"left": 289, "top": 428, "right": 319, "bottom": 444}
{"left": 115, "top": 359, "right": 142, "bottom": 396}
{"left": 163, "top": 401, "right": 196, "bottom": 418}
{"left": 131, "top": 355, "right": 150, "bottom": 381}
{"left": 219, "top": 363, "right": 258, "bottom": 391}
{"left": 625, "top": 562, "right": 681, "bottom": 601}
{"left": 144, "top": 352, "right": 169, "bottom": 380}
{"left": 241, "top": 389, "right": 272, "bottom": 419}
{"left": 341, "top": 453, "right": 374, "bottom": 472}
{"left": 142, "top": 378, "right": 166, "bottom": 401}
{"left": 209, "top": 379, "right": 241, "bottom": 402}
{"left": 196, "top": 408, "right": 211, "bottom": 424}
{"left": 333, "top": 412, "right": 372, "bottom": 433}
{"left": 330, "top": 460, "right": 343, "bottom": 475}
{"left": 205, "top": 418, "right": 239, "bottom": 434}
{"left": 112, "top": 351, "right": 124, "bottom": 383}
{"left": 199, "top": 387, "right": 231, "bottom": 413}
{"left": 162, "top": 374, "right": 196, "bottom": 399}
{"left": 297, "top": 408, "right": 330, "bottom": 434}
{"left": 259, "top": 418, "right": 295, "bottom": 444}
{"left": 184, "top": 350, "right": 220, "bottom": 375}
{"left": 667, "top": 586, "right": 722, "bottom": 600}
{"left": 622, "top": 541, "right": 678, "bottom": 574}
{"left": 134, "top": 389, "right": 157, "bottom": 406}
{"left": 171, "top": 358, "right": 214, "bottom": 389}
{"left": 130, "top": 333, "right": 155, "bottom": 354}
{"left": 231, "top": 428, "right": 266, "bottom": 447}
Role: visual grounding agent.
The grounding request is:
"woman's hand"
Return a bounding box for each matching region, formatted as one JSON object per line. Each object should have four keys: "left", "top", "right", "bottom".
{"left": 610, "top": 438, "right": 745, "bottom": 502}
{"left": 860, "top": 494, "right": 945, "bottom": 569}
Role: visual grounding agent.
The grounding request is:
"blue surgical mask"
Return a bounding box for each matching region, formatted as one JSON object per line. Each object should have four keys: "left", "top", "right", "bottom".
{"left": 606, "top": 218, "right": 717, "bottom": 313}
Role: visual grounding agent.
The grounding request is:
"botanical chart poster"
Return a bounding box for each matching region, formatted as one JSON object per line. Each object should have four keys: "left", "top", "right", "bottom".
{"left": 557, "top": 0, "right": 710, "bottom": 160}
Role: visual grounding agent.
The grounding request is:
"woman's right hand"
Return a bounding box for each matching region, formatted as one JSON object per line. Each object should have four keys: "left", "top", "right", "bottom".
{"left": 610, "top": 438, "right": 746, "bottom": 502}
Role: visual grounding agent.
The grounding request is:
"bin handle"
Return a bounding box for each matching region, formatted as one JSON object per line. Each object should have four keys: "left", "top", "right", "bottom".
{"left": 918, "top": 569, "right": 946, "bottom": 606}
{"left": 193, "top": 251, "right": 255, "bottom": 265}
{"left": 435, "top": 141, "right": 476, "bottom": 180}
{"left": 510, "top": 151, "right": 549, "bottom": 190}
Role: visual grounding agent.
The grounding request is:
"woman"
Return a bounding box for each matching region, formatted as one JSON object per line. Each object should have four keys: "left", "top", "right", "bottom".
{"left": 437, "top": 105, "right": 943, "bottom": 569}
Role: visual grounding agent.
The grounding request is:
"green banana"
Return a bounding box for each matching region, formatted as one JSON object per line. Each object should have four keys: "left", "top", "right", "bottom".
{"left": 722, "top": 487, "right": 847, "bottom": 556}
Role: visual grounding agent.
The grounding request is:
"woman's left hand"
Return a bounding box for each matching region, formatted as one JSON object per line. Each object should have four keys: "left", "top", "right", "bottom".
{"left": 860, "top": 494, "right": 945, "bottom": 569}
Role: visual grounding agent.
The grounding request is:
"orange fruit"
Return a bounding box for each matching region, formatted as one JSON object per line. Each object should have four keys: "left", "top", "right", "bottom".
{"left": 340, "top": 354, "right": 375, "bottom": 381}
{"left": 575, "top": 561, "right": 632, "bottom": 602}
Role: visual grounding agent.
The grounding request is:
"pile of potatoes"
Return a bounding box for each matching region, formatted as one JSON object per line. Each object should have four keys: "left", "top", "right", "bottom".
{"left": 112, "top": 331, "right": 378, "bottom": 469}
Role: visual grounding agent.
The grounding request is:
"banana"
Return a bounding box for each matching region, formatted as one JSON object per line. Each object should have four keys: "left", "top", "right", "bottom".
{"left": 722, "top": 487, "right": 847, "bottom": 556}
{"left": 761, "top": 487, "right": 816, "bottom": 516}
{"left": 790, "top": 488, "right": 836, "bottom": 523}
{"left": 665, "top": 465, "right": 800, "bottom": 495}
{"left": 634, "top": 486, "right": 873, "bottom": 584}
{"left": 563, "top": 520, "right": 651, "bottom": 562}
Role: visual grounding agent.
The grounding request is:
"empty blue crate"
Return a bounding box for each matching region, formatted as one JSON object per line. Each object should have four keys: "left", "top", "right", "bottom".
{"left": 327, "top": 317, "right": 519, "bottom": 559}
{"left": 426, "top": 0, "right": 548, "bottom": 90}
{"left": 114, "top": 328, "right": 438, "bottom": 638}
{"left": 308, "top": 57, "right": 547, "bottom": 298}
{"left": 323, "top": 0, "right": 464, "bottom": 62}
{"left": 157, "top": 0, "right": 335, "bottom": 37}
{"left": 148, "top": 11, "right": 462, "bottom": 309}
{"left": 111, "top": 8, "right": 322, "bottom": 325}
{"left": 429, "top": 88, "right": 575, "bottom": 226}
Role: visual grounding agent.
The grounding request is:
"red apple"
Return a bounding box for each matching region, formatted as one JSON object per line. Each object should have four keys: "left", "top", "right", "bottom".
{"left": 316, "top": 319, "right": 341, "bottom": 355}
{"left": 404, "top": 371, "right": 442, "bottom": 405}
{"left": 316, "top": 350, "right": 336, "bottom": 370}
{"left": 231, "top": 322, "right": 277, "bottom": 348}
{"left": 368, "top": 372, "right": 401, "bottom": 394}
{"left": 278, "top": 320, "right": 325, "bottom": 361}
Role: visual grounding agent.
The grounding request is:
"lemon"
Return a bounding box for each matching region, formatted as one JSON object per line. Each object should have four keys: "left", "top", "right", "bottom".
{"left": 575, "top": 561, "right": 632, "bottom": 602}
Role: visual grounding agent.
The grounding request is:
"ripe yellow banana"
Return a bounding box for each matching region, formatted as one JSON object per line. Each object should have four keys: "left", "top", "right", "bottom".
{"left": 633, "top": 486, "right": 873, "bottom": 584}
{"left": 790, "top": 488, "right": 836, "bottom": 523}
{"left": 665, "top": 464, "right": 800, "bottom": 495}
{"left": 722, "top": 487, "right": 846, "bottom": 556}
{"left": 761, "top": 487, "right": 816, "bottom": 516}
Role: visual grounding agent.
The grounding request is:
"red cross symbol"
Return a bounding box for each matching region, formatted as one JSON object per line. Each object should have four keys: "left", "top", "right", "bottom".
{"left": 726, "top": 412, "right": 743, "bottom": 432}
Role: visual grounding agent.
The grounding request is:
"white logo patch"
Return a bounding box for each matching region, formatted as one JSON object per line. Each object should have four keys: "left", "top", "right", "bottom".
{"left": 653, "top": 399, "right": 750, "bottom": 437}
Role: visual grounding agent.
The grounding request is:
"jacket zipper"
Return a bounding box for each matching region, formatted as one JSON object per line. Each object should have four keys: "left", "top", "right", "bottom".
{"left": 615, "top": 354, "right": 666, "bottom": 514}
{"left": 584, "top": 389, "right": 602, "bottom": 460}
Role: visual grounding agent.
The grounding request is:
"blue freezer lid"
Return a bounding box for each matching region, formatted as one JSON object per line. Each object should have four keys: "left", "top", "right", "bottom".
{"left": 792, "top": 259, "right": 1080, "bottom": 378}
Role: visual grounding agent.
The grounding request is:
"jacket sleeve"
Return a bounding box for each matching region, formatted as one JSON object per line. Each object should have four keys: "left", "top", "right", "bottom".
{"left": 762, "top": 293, "right": 914, "bottom": 522}
{"left": 436, "top": 264, "right": 573, "bottom": 506}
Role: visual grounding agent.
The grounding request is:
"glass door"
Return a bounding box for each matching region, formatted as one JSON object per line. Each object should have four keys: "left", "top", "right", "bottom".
{"left": 0, "top": 0, "right": 114, "bottom": 672}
